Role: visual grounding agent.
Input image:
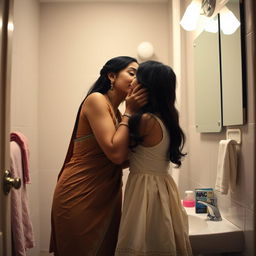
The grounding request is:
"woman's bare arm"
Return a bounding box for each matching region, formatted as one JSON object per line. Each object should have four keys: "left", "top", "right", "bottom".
{"left": 84, "top": 87, "right": 147, "bottom": 164}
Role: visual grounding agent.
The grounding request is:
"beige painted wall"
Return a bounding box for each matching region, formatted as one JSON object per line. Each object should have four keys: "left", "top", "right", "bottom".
{"left": 11, "top": 0, "right": 40, "bottom": 255}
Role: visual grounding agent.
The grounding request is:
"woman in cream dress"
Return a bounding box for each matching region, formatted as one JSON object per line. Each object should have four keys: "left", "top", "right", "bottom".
{"left": 115, "top": 61, "right": 193, "bottom": 256}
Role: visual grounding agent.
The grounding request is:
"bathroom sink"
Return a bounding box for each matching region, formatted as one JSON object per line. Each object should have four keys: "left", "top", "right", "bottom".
{"left": 185, "top": 207, "right": 244, "bottom": 254}
{"left": 188, "top": 215, "right": 208, "bottom": 234}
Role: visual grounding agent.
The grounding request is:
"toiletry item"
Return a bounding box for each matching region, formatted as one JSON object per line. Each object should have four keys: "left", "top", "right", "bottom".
{"left": 195, "top": 188, "right": 214, "bottom": 213}
{"left": 182, "top": 190, "right": 195, "bottom": 207}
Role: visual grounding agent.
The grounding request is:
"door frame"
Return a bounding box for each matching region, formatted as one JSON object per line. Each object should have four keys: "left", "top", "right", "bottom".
{"left": 0, "top": 0, "right": 14, "bottom": 255}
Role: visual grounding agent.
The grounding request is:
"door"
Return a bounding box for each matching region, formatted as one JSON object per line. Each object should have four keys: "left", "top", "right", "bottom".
{"left": 0, "top": 0, "right": 14, "bottom": 255}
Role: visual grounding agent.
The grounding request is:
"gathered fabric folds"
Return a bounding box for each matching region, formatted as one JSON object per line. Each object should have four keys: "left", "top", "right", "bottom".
{"left": 115, "top": 115, "right": 193, "bottom": 256}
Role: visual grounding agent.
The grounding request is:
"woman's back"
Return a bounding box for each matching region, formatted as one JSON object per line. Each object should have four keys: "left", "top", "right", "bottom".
{"left": 129, "top": 114, "right": 170, "bottom": 175}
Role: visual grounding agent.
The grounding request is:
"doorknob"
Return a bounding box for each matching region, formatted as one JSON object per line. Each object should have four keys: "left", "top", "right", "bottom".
{"left": 3, "top": 170, "right": 21, "bottom": 195}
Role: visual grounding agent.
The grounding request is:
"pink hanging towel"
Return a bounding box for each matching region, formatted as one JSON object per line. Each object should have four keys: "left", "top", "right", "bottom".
{"left": 10, "top": 131, "right": 30, "bottom": 184}
{"left": 10, "top": 132, "right": 35, "bottom": 256}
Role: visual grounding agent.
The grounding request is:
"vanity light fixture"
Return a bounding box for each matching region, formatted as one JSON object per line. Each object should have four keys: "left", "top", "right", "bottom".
{"left": 202, "top": 16, "right": 219, "bottom": 33}
{"left": 180, "top": 0, "right": 240, "bottom": 35}
{"left": 219, "top": 6, "right": 240, "bottom": 34}
{"left": 201, "top": 0, "right": 217, "bottom": 17}
{"left": 179, "top": 0, "right": 201, "bottom": 31}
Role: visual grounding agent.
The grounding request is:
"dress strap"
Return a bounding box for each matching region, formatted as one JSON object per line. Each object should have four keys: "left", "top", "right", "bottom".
{"left": 151, "top": 114, "right": 168, "bottom": 140}
{"left": 57, "top": 98, "right": 85, "bottom": 180}
{"left": 74, "top": 134, "right": 94, "bottom": 142}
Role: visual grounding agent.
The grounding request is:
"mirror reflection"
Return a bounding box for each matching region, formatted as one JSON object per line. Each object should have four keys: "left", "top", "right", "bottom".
{"left": 220, "top": 0, "right": 245, "bottom": 126}
{"left": 193, "top": 30, "right": 222, "bottom": 132}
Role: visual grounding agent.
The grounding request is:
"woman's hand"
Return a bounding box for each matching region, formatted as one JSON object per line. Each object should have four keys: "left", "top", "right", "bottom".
{"left": 125, "top": 84, "right": 148, "bottom": 114}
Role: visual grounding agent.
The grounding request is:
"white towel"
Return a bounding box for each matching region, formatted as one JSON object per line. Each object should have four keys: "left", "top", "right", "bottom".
{"left": 215, "top": 139, "right": 238, "bottom": 194}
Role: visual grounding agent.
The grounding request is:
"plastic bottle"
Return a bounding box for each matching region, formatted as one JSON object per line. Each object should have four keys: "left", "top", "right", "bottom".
{"left": 182, "top": 190, "right": 195, "bottom": 207}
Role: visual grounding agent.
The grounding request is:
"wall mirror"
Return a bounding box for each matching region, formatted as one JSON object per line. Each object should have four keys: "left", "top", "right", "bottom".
{"left": 220, "top": 0, "right": 245, "bottom": 126}
{"left": 193, "top": 0, "right": 245, "bottom": 133}
{"left": 194, "top": 30, "right": 222, "bottom": 133}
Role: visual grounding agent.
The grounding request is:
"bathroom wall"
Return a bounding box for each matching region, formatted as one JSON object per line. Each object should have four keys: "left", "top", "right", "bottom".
{"left": 10, "top": 0, "right": 40, "bottom": 255}
{"left": 168, "top": 0, "right": 190, "bottom": 193}
{"left": 181, "top": 0, "right": 255, "bottom": 255}
{"left": 38, "top": 1, "right": 170, "bottom": 252}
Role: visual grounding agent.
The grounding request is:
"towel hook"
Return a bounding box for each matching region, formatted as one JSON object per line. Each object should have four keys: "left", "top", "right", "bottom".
{"left": 226, "top": 128, "right": 241, "bottom": 144}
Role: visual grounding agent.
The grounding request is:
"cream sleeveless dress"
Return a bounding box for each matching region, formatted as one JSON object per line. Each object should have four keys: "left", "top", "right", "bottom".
{"left": 115, "top": 115, "right": 193, "bottom": 256}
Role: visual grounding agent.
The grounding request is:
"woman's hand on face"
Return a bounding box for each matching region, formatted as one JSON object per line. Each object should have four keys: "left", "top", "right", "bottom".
{"left": 125, "top": 84, "right": 148, "bottom": 114}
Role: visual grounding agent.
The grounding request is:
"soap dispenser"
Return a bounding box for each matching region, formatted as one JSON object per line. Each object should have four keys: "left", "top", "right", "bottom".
{"left": 182, "top": 190, "right": 195, "bottom": 207}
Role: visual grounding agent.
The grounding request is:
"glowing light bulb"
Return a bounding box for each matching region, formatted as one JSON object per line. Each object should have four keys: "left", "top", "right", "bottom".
{"left": 219, "top": 6, "right": 240, "bottom": 35}
{"left": 137, "top": 42, "right": 154, "bottom": 59}
{"left": 203, "top": 16, "right": 218, "bottom": 33}
{"left": 180, "top": 0, "right": 201, "bottom": 31}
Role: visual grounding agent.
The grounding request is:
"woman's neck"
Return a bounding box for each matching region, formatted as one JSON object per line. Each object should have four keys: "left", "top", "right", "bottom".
{"left": 105, "top": 90, "right": 124, "bottom": 111}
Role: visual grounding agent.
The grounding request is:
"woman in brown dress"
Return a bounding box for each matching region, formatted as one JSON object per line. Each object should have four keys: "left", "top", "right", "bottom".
{"left": 49, "top": 56, "right": 147, "bottom": 256}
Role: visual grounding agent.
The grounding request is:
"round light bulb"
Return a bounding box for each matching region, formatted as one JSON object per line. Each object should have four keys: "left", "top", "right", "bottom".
{"left": 137, "top": 41, "right": 154, "bottom": 59}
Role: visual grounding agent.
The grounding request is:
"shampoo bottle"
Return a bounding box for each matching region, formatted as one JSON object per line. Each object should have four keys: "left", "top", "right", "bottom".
{"left": 182, "top": 190, "right": 195, "bottom": 207}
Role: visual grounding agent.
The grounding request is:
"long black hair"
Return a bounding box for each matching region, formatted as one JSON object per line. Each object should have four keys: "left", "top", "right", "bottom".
{"left": 128, "top": 60, "right": 186, "bottom": 167}
{"left": 86, "top": 56, "right": 138, "bottom": 96}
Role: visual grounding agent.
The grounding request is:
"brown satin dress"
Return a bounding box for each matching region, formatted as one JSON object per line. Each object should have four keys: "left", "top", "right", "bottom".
{"left": 50, "top": 99, "right": 122, "bottom": 256}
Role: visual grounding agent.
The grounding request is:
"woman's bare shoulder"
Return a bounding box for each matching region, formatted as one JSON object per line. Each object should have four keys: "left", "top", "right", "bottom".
{"left": 140, "top": 113, "right": 155, "bottom": 124}
{"left": 84, "top": 93, "right": 107, "bottom": 107}
{"left": 83, "top": 93, "right": 108, "bottom": 114}
{"left": 138, "top": 113, "right": 157, "bottom": 134}
{"left": 139, "top": 113, "right": 163, "bottom": 146}
{"left": 85, "top": 92, "right": 105, "bottom": 103}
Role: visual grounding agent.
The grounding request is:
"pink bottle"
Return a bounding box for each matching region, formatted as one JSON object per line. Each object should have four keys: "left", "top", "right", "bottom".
{"left": 182, "top": 190, "right": 195, "bottom": 207}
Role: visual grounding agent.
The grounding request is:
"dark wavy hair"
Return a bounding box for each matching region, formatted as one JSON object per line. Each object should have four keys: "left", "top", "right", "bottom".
{"left": 86, "top": 56, "right": 138, "bottom": 96}
{"left": 128, "top": 60, "right": 186, "bottom": 167}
